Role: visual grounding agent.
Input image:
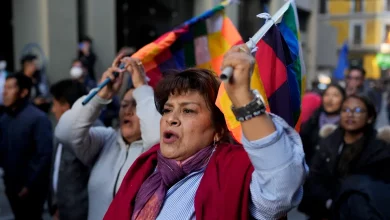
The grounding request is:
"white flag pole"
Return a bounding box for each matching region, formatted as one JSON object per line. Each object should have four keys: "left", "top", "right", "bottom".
{"left": 220, "top": 0, "right": 291, "bottom": 82}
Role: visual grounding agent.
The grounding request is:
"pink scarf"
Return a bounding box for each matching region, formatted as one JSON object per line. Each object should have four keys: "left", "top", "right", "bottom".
{"left": 132, "top": 145, "right": 215, "bottom": 220}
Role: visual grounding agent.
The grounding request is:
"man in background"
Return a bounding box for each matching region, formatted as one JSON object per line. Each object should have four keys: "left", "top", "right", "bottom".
{"left": 0, "top": 73, "right": 53, "bottom": 220}
{"left": 78, "top": 36, "right": 97, "bottom": 81}
{"left": 49, "top": 79, "right": 103, "bottom": 220}
{"left": 17, "top": 54, "right": 51, "bottom": 113}
{"left": 345, "top": 67, "right": 380, "bottom": 112}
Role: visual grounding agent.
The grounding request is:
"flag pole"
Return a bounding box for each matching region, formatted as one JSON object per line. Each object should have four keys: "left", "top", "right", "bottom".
{"left": 220, "top": 0, "right": 291, "bottom": 82}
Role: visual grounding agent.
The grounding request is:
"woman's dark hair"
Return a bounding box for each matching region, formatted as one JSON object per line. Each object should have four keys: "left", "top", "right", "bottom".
{"left": 344, "top": 94, "right": 377, "bottom": 125}
{"left": 323, "top": 83, "right": 346, "bottom": 100}
{"left": 154, "top": 68, "right": 233, "bottom": 144}
{"left": 337, "top": 94, "right": 377, "bottom": 176}
{"left": 319, "top": 83, "right": 346, "bottom": 115}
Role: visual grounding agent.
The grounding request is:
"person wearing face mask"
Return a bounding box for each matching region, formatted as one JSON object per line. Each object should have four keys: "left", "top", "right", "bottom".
{"left": 0, "top": 55, "right": 9, "bottom": 115}
{"left": 70, "top": 59, "right": 96, "bottom": 92}
{"left": 300, "top": 84, "right": 346, "bottom": 166}
{"left": 298, "top": 94, "right": 390, "bottom": 220}
{"left": 55, "top": 56, "right": 161, "bottom": 220}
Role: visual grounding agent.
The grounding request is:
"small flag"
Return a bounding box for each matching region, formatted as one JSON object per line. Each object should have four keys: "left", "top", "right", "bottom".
{"left": 216, "top": 1, "right": 305, "bottom": 142}
{"left": 333, "top": 42, "right": 349, "bottom": 80}
{"left": 277, "top": 0, "right": 306, "bottom": 131}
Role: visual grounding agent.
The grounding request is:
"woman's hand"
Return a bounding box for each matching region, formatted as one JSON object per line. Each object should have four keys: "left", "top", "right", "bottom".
{"left": 221, "top": 44, "right": 255, "bottom": 107}
{"left": 121, "top": 57, "right": 147, "bottom": 89}
{"left": 97, "top": 54, "right": 126, "bottom": 100}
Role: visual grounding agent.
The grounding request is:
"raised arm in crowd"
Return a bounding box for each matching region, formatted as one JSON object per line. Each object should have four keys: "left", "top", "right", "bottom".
{"left": 55, "top": 56, "right": 161, "bottom": 220}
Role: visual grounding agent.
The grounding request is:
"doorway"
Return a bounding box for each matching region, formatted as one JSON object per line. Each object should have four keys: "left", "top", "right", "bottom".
{"left": 0, "top": 0, "right": 14, "bottom": 72}
{"left": 116, "top": 0, "right": 194, "bottom": 52}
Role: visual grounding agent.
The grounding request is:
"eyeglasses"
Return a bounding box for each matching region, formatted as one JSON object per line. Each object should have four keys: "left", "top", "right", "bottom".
{"left": 341, "top": 107, "right": 367, "bottom": 116}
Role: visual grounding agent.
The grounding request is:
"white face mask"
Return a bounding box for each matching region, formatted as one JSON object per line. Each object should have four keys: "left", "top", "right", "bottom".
{"left": 70, "top": 66, "right": 84, "bottom": 79}
{"left": 0, "top": 61, "right": 7, "bottom": 71}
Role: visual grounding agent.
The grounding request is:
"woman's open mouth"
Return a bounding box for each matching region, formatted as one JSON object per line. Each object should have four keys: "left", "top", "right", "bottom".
{"left": 163, "top": 130, "right": 179, "bottom": 144}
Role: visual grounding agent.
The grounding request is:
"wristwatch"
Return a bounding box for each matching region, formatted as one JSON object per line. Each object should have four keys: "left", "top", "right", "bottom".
{"left": 231, "top": 90, "right": 266, "bottom": 122}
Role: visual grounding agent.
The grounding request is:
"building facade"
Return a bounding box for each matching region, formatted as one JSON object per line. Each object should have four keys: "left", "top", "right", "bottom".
{"left": 2, "top": 0, "right": 272, "bottom": 84}
{"left": 3, "top": 0, "right": 317, "bottom": 85}
{"left": 319, "top": 0, "right": 390, "bottom": 79}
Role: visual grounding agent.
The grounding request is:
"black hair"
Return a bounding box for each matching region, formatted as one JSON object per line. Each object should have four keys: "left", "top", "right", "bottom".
{"left": 80, "top": 36, "right": 92, "bottom": 43}
{"left": 20, "top": 54, "right": 37, "bottom": 66}
{"left": 348, "top": 66, "right": 366, "bottom": 78}
{"left": 337, "top": 94, "right": 377, "bottom": 177}
{"left": 50, "top": 79, "right": 87, "bottom": 107}
{"left": 6, "top": 73, "right": 33, "bottom": 97}
{"left": 344, "top": 94, "right": 377, "bottom": 125}
{"left": 323, "top": 83, "right": 346, "bottom": 99}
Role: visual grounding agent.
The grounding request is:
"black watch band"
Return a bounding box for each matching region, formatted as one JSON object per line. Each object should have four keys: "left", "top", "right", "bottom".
{"left": 231, "top": 90, "right": 266, "bottom": 122}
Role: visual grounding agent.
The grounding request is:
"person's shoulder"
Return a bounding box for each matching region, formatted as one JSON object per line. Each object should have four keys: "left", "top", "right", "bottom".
{"left": 376, "top": 126, "right": 390, "bottom": 145}
{"left": 214, "top": 143, "right": 251, "bottom": 164}
{"left": 26, "top": 104, "right": 49, "bottom": 118}
{"left": 317, "top": 124, "right": 343, "bottom": 151}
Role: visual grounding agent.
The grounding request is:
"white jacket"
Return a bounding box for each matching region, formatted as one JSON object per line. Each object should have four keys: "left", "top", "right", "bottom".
{"left": 55, "top": 85, "right": 161, "bottom": 220}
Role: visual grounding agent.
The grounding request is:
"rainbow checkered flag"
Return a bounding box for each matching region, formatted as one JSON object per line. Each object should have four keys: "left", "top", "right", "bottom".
{"left": 131, "top": 1, "right": 243, "bottom": 88}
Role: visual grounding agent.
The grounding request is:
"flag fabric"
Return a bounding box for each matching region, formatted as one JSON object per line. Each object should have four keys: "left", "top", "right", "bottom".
{"left": 217, "top": 1, "right": 305, "bottom": 142}
{"left": 131, "top": 1, "right": 267, "bottom": 142}
{"left": 333, "top": 42, "right": 349, "bottom": 80}
{"left": 276, "top": 0, "right": 306, "bottom": 131}
{"left": 131, "top": 0, "right": 304, "bottom": 143}
{"left": 216, "top": 24, "right": 299, "bottom": 143}
{"left": 131, "top": 1, "right": 243, "bottom": 88}
{"left": 255, "top": 25, "right": 295, "bottom": 127}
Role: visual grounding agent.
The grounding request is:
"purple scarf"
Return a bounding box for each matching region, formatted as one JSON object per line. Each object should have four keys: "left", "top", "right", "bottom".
{"left": 319, "top": 111, "right": 340, "bottom": 128}
{"left": 132, "top": 145, "right": 215, "bottom": 220}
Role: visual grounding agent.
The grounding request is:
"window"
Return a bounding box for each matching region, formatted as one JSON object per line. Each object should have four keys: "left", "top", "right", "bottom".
{"left": 319, "top": 0, "right": 327, "bottom": 14}
{"left": 385, "top": 24, "right": 390, "bottom": 43}
{"left": 387, "top": 0, "right": 390, "bottom": 11}
{"left": 352, "top": 0, "right": 363, "bottom": 12}
{"left": 353, "top": 24, "right": 362, "bottom": 45}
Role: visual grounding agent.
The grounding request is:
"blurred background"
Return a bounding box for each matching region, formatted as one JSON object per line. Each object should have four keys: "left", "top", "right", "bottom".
{"left": 1, "top": 0, "right": 390, "bottom": 219}
{"left": 0, "top": 0, "right": 388, "bottom": 86}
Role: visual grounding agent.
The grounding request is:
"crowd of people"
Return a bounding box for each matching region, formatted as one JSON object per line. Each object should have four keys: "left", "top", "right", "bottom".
{"left": 0, "top": 36, "right": 389, "bottom": 220}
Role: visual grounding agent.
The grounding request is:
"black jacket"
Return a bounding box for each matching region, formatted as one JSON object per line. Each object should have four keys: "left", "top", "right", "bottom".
{"left": 300, "top": 109, "right": 321, "bottom": 165}
{"left": 0, "top": 101, "right": 53, "bottom": 194}
{"left": 333, "top": 175, "right": 390, "bottom": 220}
{"left": 298, "top": 126, "right": 390, "bottom": 219}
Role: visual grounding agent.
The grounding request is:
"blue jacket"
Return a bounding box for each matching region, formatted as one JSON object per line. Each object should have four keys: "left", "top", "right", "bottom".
{"left": 0, "top": 101, "right": 53, "bottom": 193}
